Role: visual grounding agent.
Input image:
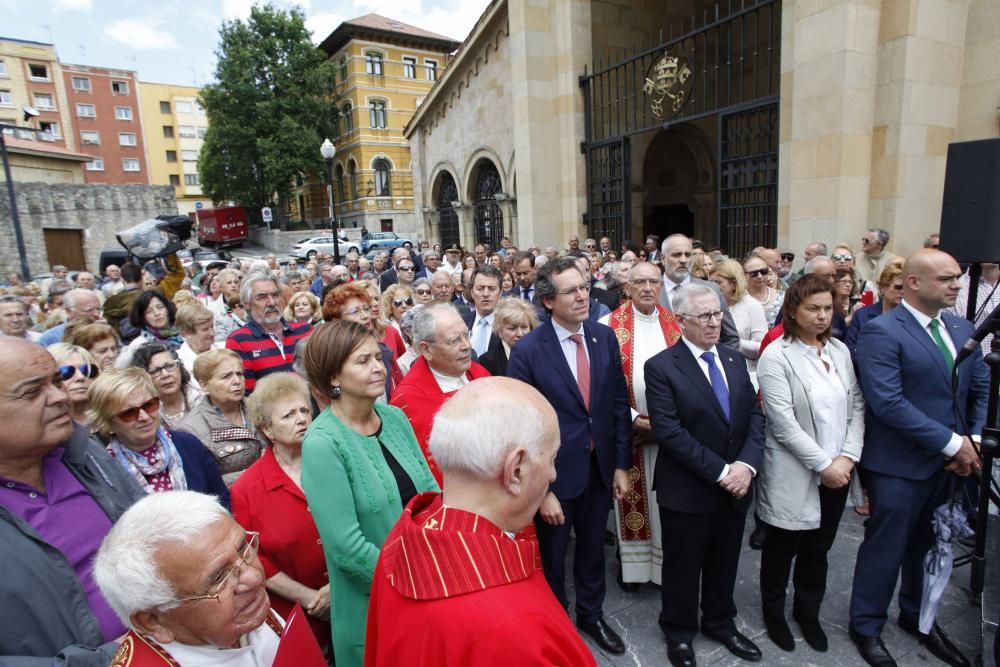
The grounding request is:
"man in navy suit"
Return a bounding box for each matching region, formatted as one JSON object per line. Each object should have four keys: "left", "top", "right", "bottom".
{"left": 849, "top": 249, "right": 987, "bottom": 667}
{"left": 644, "top": 283, "right": 765, "bottom": 667}
{"left": 507, "top": 257, "right": 633, "bottom": 656}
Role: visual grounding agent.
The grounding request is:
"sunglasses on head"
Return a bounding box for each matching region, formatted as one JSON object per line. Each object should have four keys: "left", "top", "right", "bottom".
{"left": 116, "top": 397, "right": 161, "bottom": 423}
{"left": 393, "top": 297, "right": 414, "bottom": 307}
{"left": 745, "top": 268, "right": 769, "bottom": 278}
{"left": 58, "top": 364, "right": 99, "bottom": 381}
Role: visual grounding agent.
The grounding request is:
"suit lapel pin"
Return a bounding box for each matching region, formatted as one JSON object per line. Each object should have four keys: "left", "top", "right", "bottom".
{"left": 592, "top": 337, "right": 597, "bottom": 343}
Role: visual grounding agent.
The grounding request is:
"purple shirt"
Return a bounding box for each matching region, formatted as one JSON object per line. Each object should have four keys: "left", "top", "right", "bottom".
{"left": 0, "top": 447, "right": 126, "bottom": 641}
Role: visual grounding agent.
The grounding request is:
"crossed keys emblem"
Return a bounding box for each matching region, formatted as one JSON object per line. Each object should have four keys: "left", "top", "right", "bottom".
{"left": 643, "top": 53, "right": 693, "bottom": 120}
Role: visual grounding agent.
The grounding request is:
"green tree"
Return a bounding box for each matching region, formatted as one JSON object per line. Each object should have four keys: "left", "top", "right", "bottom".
{"left": 199, "top": 4, "right": 338, "bottom": 228}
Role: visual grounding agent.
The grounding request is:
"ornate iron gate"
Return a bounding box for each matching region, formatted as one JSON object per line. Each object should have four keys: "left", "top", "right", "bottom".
{"left": 436, "top": 172, "right": 460, "bottom": 248}
{"left": 473, "top": 162, "right": 504, "bottom": 249}
{"left": 581, "top": 0, "right": 780, "bottom": 252}
{"left": 719, "top": 101, "right": 778, "bottom": 256}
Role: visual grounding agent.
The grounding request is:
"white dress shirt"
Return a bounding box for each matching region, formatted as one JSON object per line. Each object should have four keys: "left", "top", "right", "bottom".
{"left": 791, "top": 340, "right": 849, "bottom": 472}
{"left": 900, "top": 299, "right": 962, "bottom": 457}
{"left": 160, "top": 613, "right": 282, "bottom": 666}
{"left": 430, "top": 364, "right": 469, "bottom": 393}
{"left": 552, "top": 319, "right": 589, "bottom": 383}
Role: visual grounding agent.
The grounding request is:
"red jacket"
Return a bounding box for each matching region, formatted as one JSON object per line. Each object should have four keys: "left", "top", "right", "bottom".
{"left": 365, "top": 493, "right": 596, "bottom": 667}
{"left": 389, "top": 356, "right": 490, "bottom": 485}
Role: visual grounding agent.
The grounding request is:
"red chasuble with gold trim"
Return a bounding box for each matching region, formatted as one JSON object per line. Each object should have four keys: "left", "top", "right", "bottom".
{"left": 365, "top": 493, "right": 596, "bottom": 666}
{"left": 608, "top": 303, "right": 681, "bottom": 542}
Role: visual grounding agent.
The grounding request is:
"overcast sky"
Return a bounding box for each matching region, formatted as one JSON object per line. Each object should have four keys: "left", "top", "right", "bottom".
{"left": 4, "top": 0, "right": 486, "bottom": 85}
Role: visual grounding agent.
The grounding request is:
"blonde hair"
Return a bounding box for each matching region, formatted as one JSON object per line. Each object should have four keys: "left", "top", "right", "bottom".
{"left": 491, "top": 297, "right": 539, "bottom": 335}
{"left": 174, "top": 304, "right": 214, "bottom": 335}
{"left": 192, "top": 348, "right": 243, "bottom": 387}
{"left": 86, "top": 367, "right": 158, "bottom": 435}
{"left": 48, "top": 342, "right": 98, "bottom": 369}
{"left": 713, "top": 259, "right": 748, "bottom": 301}
{"left": 282, "top": 291, "right": 322, "bottom": 323}
{"left": 380, "top": 284, "right": 414, "bottom": 325}
{"left": 246, "top": 372, "right": 311, "bottom": 443}
{"left": 171, "top": 290, "right": 199, "bottom": 308}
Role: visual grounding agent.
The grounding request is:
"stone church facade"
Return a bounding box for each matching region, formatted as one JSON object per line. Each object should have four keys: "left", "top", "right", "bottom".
{"left": 406, "top": 0, "right": 998, "bottom": 259}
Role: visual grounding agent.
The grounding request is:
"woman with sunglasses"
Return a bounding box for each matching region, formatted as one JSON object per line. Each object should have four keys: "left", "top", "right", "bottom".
{"left": 48, "top": 342, "right": 100, "bottom": 424}
{"left": 130, "top": 342, "right": 204, "bottom": 429}
{"left": 177, "top": 348, "right": 262, "bottom": 484}
{"left": 744, "top": 254, "right": 784, "bottom": 328}
{"left": 380, "top": 284, "right": 415, "bottom": 347}
{"left": 87, "top": 367, "right": 229, "bottom": 505}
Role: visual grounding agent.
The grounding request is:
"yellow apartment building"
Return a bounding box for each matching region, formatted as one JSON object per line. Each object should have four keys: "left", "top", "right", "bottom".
{"left": 0, "top": 37, "right": 75, "bottom": 150}
{"left": 138, "top": 81, "right": 209, "bottom": 215}
{"left": 296, "top": 14, "right": 460, "bottom": 237}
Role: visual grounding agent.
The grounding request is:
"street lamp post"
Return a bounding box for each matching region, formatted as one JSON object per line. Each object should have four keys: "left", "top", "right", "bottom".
{"left": 0, "top": 124, "right": 34, "bottom": 281}
{"left": 320, "top": 138, "right": 341, "bottom": 265}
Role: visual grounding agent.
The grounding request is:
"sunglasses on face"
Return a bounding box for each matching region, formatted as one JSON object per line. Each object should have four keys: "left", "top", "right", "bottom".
{"left": 745, "top": 268, "right": 769, "bottom": 278}
{"left": 58, "top": 364, "right": 99, "bottom": 381}
{"left": 832, "top": 254, "right": 853, "bottom": 262}
{"left": 393, "top": 297, "right": 414, "bottom": 307}
{"left": 780, "top": 253, "right": 795, "bottom": 261}
{"left": 116, "top": 397, "right": 161, "bottom": 423}
{"left": 415, "top": 289, "right": 432, "bottom": 296}
{"left": 398, "top": 266, "right": 415, "bottom": 272}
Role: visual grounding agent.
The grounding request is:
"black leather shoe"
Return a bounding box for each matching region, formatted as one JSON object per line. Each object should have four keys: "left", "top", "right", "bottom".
{"left": 849, "top": 627, "right": 897, "bottom": 667}
{"left": 897, "top": 617, "right": 970, "bottom": 666}
{"left": 666, "top": 640, "right": 696, "bottom": 667}
{"left": 764, "top": 614, "right": 794, "bottom": 652}
{"left": 577, "top": 618, "right": 625, "bottom": 655}
{"left": 749, "top": 523, "right": 768, "bottom": 550}
{"left": 704, "top": 630, "right": 762, "bottom": 661}
{"left": 793, "top": 613, "right": 827, "bottom": 652}
{"left": 616, "top": 568, "right": 640, "bottom": 593}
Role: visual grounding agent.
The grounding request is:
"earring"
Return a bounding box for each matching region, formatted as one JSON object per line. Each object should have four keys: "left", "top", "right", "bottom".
{"left": 332, "top": 386, "right": 342, "bottom": 398}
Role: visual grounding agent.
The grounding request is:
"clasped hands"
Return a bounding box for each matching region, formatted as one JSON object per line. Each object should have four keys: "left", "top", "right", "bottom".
{"left": 719, "top": 462, "right": 752, "bottom": 498}
{"left": 946, "top": 436, "right": 981, "bottom": 477}
{"left": 819, "top": 456, "right": 854, "bottom": 489}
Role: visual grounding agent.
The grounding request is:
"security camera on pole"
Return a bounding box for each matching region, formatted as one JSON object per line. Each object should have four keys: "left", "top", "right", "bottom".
{"left": 320, "top": 138, "right": 341, "bottom": 265}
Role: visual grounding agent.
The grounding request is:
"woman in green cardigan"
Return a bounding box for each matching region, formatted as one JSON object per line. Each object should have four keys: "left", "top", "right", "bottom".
{"left": 300, "top": 320, "right": 439, "bottom": 667}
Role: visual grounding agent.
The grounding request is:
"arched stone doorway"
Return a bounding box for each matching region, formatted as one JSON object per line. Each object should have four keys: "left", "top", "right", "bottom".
{"left": 469, "top": 159, "right": 504, "bottom": 249}
{"left": 433, "top": 171, "right": 460, "bottom": 248}
{"left": 640, "top": 122, "right": 717, "bottom": 245}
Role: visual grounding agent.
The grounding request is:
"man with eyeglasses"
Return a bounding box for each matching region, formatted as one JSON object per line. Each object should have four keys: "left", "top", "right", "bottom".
{"left": 658, "top": 234, "right": 741, "bottom": 351}
{"left": 0, "top": 295, "right": 41, "bottom": 341}
{"left": 38, "top": 288, "right": 104, "bottom": 347}
{"left": 0, "top": 337, "right": 145, "bottom": 664}
{"left": 507, "top": 257, "right": 633, "bottom": 657}
{"left": 858, "top": 228, "right": 899, "bottom": 285}
{"left": 95, "top": 491, "right": 288, "bottom": 666}
{"left": 226, "top": 273, "right": 312, "bottom": 394}
{"left": 391, "top": 303, "right": 491, "bottom": 485}
{"left": 463, "top": 265, "right": 504, "bottom": 357}
{"left": 415, "top": 250, "right": 440, "bottom": 279}
{"left": 645, "top": 283, "right": 765, "bottom": 667}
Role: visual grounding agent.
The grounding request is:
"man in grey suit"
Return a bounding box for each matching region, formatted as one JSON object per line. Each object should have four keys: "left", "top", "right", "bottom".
{"left": 658, "top": 234, "right": 741, "bottom": 350}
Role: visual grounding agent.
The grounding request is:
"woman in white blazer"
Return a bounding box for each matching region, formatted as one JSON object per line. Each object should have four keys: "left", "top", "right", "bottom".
{"left": 756, "top": 275, "right": 865, "bottom": 654}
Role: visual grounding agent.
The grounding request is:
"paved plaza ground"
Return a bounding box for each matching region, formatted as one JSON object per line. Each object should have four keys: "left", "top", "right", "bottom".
{"left": 578, "top": 511, "right": 985, "bottom": 666}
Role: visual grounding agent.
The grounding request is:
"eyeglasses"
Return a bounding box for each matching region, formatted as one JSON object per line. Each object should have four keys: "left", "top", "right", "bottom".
{"left": 431, "top": 331, "right": 471, "bottom": 347}
{"left": 148, "top": 360, "right": 180, "bottom": 377}
{"left": 744, "top": 268, "right": 769, "bottom": 278}
{"left": 115, "top": 397, "right": 160, "bottom": 423}
{"left": 176, "top": 532, "right": 260, "bottom": 604}
{"left": 682, "top": 310, "right": 724, "bottom": 324}
{"left": 554, "top": 283, "right": 592, "bottom": 296}
{"left": 415, "top": 289, "right": 432, "bottom": 296}
{"left": 398, "top": 266, "right": 415, "bottom": 272}
{"left": 780, "top": 253, "right": 795, "bottom": 261}
{"left": 861, "top": 237, "right": 872, "bottom": 244}
{"left": 393, "top": 297, "right": 414, "bottom": 307}
{"left": 831, "top": 254, "right": 853, "bottom": 262}
{"left": 58, "top": 364, "right": 99, "bottom": 381}
{"left": 343, "top": 304, "right": 372, "bottom": 318}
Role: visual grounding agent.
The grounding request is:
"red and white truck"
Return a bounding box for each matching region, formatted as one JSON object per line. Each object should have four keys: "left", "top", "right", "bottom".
{"left": 196, "top": 206, "right": 249, "bottom": 248}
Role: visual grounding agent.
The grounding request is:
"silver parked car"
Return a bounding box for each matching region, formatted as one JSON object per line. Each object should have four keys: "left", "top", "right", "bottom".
{"left": 289, "top": 234, "right": 360, "bottom": 261}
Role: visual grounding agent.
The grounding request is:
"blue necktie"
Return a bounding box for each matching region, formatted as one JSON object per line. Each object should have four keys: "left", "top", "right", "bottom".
{"left": 700, "top": 351, "right": 731, "bottom": 421}
{"left": 473, "top": 318, "right": 491, "bottom": 356}
{"left": 522, "top": 287, "right": 531, "bottom": 301}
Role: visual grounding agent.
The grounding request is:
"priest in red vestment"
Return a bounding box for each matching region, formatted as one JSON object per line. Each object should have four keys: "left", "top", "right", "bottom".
{"left": 390, "top": 303, "right": 490, "bottom": 484}
{"left": 366, "top": 377, "right": 596, "bottom": 666}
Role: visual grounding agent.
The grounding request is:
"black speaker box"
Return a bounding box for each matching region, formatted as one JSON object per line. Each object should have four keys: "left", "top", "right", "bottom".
{"left": 939, "top": 138, "right": 1000, "bottom": 264}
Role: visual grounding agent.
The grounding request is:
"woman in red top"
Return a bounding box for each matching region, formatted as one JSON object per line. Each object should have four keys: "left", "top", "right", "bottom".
{"left": 233, "top": 372, "right": 331, "bottom": 650}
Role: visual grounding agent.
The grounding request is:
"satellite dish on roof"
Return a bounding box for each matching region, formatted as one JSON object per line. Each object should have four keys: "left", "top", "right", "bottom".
{"left": 22, "top": 106, "right": 40, "bottom": 122}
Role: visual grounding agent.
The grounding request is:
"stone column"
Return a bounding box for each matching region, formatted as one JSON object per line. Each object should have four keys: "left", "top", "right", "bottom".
{"left": 455, "top": 205, "right": 476, "bottom": 250}
{"left": 508, "top": 0, "right": 592, "bottom": 248}
{"left": 868, "top": 0, "right": 970, "bottom": 256}
{"left": 778, "top": 0, "right": 881, "bottom": 255}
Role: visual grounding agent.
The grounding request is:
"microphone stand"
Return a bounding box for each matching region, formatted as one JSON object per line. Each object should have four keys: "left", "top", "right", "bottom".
{"left": 969, "top": 333, "right": 1000, "bottom": 599}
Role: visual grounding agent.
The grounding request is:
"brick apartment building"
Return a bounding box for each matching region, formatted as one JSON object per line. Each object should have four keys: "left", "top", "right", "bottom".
{"left": 62, "top": 64, "right": 148, "bottom": 184}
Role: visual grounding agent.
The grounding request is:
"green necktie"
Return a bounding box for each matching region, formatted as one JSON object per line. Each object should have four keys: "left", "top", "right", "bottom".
{"left": 928, "top": 319, "right": 954, "bottom": 370}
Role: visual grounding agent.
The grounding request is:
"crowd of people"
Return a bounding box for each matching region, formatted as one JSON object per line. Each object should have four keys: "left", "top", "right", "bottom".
{"left": 0, "top": 226, "right": 992, "bottom": 667}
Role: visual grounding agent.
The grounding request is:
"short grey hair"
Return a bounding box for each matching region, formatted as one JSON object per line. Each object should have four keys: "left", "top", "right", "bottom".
{"left": 422, "top": 250, "right": 440, "bottom": 260}
{"left": 400, "top": 303, "right": 423, "bottom": 339}
{"left": 281, "top": 270, "right": 303, "bottom": 285}
{"left": 804, "top": 256, "right": 835, "bottom": 274}
{"left": 534, "top": 254, "right": 548, "bottom": 268}
{"left": 239, "top": 271, "right": 278, "bottom": 306}
{"left": 671, "top": 283, "right": 718, "bottom": 315}
{"left": 807, "top": 242, "right": 828, "bottom": 256}
{"left": 62, "top": 288, "right": 92, "bottom": 312}
{"left": 868, "top": 228, "right": 890, "bottom": 247}
{"left": 412, "top": 302, "right": 459, "bottom": 346}
{"left": 94, "top": 491, "right": 229, "bottom": 622}
{"left": 429, "top": 381, "right": 546, "bottom": 478}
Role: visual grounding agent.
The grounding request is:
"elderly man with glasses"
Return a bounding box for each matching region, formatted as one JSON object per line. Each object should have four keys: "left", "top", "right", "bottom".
{"left": 0, "top": 337, "right": 144, "bottom": 664}
{"left": 37, "top": 288, "right": 104, "bottom": 347}
{"left": 95, "top": 491, "right": 287, "bottom": 666}
{"left": 858, "top": 228, "right": 899, "bottom": 284}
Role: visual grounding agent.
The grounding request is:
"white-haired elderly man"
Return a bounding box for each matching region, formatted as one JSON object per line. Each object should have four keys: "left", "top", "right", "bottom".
{"left": 37, "top": 287, "right": 104, "bottom": 346}
{"left": 366, "top": 377, "right": 596, "bottom": 666}
{"left": 95, "top": 491, "right": 286, "bottom": 666}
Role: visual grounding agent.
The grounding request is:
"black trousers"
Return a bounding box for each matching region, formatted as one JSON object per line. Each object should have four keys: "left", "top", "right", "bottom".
{"left": 658, "top": 504, "right": 747, "bottom": 643}
{"left": 534, "top": 452, "right": 612, "bottom": 624}
{"left": 760, "top": 484, "right": 850, "bottom": 619}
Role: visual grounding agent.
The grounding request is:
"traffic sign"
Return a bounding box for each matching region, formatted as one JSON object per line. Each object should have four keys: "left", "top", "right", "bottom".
{"left": 261, "top": 207, "right": 273, "bottom": 222}
{"left": 195, "top": 202, "right": 204, "bottom": 210}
